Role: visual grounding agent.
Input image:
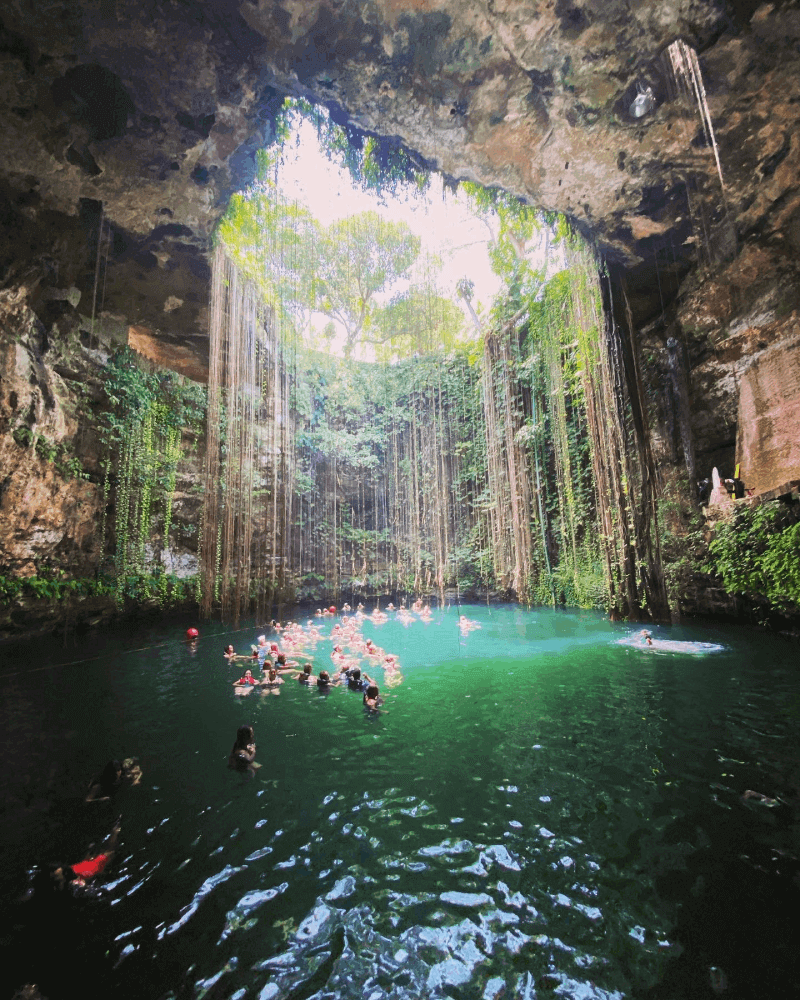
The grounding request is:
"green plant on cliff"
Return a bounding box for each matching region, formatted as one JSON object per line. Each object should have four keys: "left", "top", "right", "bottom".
{"left": 708, "top": 500, "right": 800, "bottom": 615}
{"left": 99, "top": 347, "right": 206, "bottom": 603}
{"left": 658, "top": 475, "right": 707, "bottom": 609}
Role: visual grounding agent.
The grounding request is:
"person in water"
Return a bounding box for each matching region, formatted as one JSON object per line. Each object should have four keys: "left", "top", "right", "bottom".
{"left": 640, "top": 630, "right": 653, "bottom": 646}
{"left": 260, "top": 668, "right": 283, "bottom": 691}
{"left": 229, "top": 725, "right": 260, "bottom": 771}
{"left": 316, "top": 669, "right": 339, "bottom": 691}
{"left": 298, "top": 662, "right": 317, "bottom": 685}
{"left": 346, "top": 667, "right": 374, "bottom": 692}
{"left": 363, "top": 683, "right": 383, "bottom": 713}
{"left": 85, "top": 760, "right": 122, "bottom": 803}
{"left": 52, "top": 817, "right": 121, "bottom": 889}
{"left": 233, "top": 669, "right": 258, "bottom": 686}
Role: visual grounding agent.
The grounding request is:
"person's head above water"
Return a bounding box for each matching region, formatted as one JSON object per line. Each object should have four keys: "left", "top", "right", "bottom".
{"left": 225, "top": 644, "right": 234, "bottom": 654}
{"left": 318, "top": 670, "right": 330, "bottom": 683}
{"left": 268, "top": 668, "right": 277, "bottom": 681}
{"left": 235, "top": 725, "right": 254, "bottom": 746}
{"left": 303, "top": 663, "right": 312, "bottom": 675}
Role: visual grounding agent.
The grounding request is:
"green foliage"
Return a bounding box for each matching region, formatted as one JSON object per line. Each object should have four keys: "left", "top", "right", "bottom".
{"left": 282, "top": 99, "right": 430, "bottom": 197}
{"left": 99, "top": 348, "right": 206, "bottom": 604}
{"left": 315, "top": 211, "right": 421, "bottom": 356}
{"left": 12, "top": 425, "right": 33, "bottom": 448}
{"left": 658, "top": 475, "right": 707, "bottom": 608}
{"left": 0, "top": 572, "right": 197, "bottom": 607}
{"left": 708, "top": 500, "right": 800, "bottom": 614}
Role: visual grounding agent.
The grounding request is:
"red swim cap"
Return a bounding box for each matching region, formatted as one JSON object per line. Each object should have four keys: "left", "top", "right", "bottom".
{"left": 329, "top": 606, "right": 336, "bottom": 614}
{"left": 186, "top": 627, "right": 199, "bottom": 639}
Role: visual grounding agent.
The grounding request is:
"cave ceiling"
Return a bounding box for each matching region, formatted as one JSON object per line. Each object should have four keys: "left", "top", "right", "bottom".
{"left": 1, "top": 0, "right": 799, "bottom": 348}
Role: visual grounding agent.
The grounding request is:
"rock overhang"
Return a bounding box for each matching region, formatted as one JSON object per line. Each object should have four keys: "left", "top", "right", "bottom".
{"left": 0, "top": 0, "right": 798, "bottom": 344}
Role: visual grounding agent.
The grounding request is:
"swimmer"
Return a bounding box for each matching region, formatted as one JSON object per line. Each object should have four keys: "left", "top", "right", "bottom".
{"left": 224, "top": 644, "right": 236, "bottom": 659}
{"left": 122, "top": 757, "right": 142, "bottom": 785}
{"left": 275, "top": 653, "right": 299, "bottom": 670}
{"left": 52, "top": 817, "right": 121, "bottom": 889}
{"left": 347, "top": 668, "right": 374, "bottom": 692}
{"left": 297, "top": 662, "right": 316, "bottom": 685}
{"left": 85, "top": 760, "right": 123, "bottom": 803}
{"left": 260, "top": 668, "right": 283, "bottom": 690}
{"left": 228, "top": 724, "right": 260, "bottom": 771}
{"left": 640, "top": 630, "right": 653, "bottom": 646}
{"left": 316, "top": 669, "right": 340, "bottom": 691}
{"left": 386, "top": 602, "right": 395, "bottom": 611}
{"left": 363, "top": 683, "right": 384, "bottom": 713}
{"left": 233, "top": 669, "right": 258, "bottom": 686}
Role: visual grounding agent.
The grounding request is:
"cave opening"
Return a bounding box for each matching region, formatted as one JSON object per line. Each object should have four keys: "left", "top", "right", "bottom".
{"left": 186, "top": 101, "right": 669, "bottom": 625}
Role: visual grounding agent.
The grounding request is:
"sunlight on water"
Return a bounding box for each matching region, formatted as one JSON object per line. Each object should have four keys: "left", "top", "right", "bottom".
{"left": 2, "top": 605, "right": 799, "bottom": 1000}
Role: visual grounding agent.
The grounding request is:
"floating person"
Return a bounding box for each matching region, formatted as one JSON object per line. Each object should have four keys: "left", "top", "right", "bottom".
{"left": 224, "top": 644, "right": 249, "bottom": 661}
{"left": 458, "top": 614, "right": 481, "bottom": 636}
{"left": 275, "top": 653, "right": 299, "bottom": 671}
{"left": 85, "top": 760, "right": 122, "bottom": 803}
{"left": 228, "top": 725, "right": 260, "bottom": 772}
{"left": 233, "top": 669, "right": 259, "bottom": 695}
{"left": 260, "top": 668, "right": 283, "bottom": 693}
{"left": 616, "top": 632, "right": 725, "bottom": 654}
{"left": 52, "top": 817, "right": 121, "bottom": 889}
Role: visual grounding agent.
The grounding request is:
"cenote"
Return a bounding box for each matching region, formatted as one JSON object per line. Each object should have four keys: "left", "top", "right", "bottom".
{"left": 3, "top": 605, "right": 799, "bottom": 1000}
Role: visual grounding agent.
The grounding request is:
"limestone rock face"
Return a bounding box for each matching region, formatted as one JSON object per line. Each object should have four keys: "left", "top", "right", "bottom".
{"left": 0, "top": 287, "right": 103, "bottom": 576}
{"left": 1, "top": 1, "right": 799, "bottom": 338}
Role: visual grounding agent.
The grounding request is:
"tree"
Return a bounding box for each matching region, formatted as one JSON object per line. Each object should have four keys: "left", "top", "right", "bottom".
{"left": 370, "top": 285, "right": 466, "bottom": 360}
{"left": 217, "top": 180, "right": 320, "bottom": 340}
{"left": 314, "top": 211, "right": 420, "bottom": 357}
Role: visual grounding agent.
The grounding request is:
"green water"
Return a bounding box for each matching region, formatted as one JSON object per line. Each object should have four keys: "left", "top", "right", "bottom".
{"left": 2, "top": 606, "right": 799, "bottom": 1000}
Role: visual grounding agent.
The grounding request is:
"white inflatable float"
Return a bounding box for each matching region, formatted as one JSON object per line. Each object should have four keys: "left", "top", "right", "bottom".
{"left": 617, "top": 630, "right": 725, "bottom": 654}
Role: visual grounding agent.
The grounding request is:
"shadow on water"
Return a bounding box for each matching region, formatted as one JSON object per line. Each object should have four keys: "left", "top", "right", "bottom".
{"left": 2, "top": 606, "right": 799, "bottom": 1000}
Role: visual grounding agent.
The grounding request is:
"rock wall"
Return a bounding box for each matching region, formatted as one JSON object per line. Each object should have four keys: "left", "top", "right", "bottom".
{"left": 0, "top": 286, "right": 104, "bottom": 578}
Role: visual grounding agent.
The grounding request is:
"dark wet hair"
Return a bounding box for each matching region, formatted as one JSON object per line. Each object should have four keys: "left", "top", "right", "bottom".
{"left": 303, "top": 663, "right": 312, "bottom": 674}
{"left": 277, "top": 654, "right": 287, "bottom": 664}
{"left": 234, "top": 725, "right": 254, "bottom": 748}
{"left": 365, "top": 684, "right": 379, "bottom": 699}
{"left": 351, "top": 668, "right": 361, "bottom": 681}
{"left": 319, "top": 670, "right": 330, "bottom": 682}
{"left": 93, "top": 759, "right": 122, "bottom": 790}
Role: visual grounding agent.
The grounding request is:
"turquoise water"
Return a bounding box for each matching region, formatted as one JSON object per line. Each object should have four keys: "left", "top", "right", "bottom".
{"left": 2, "top": 605, "right": 799, "bottom": 1000}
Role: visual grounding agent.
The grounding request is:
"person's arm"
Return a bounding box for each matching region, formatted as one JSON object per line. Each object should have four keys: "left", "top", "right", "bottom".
{"left": 85, "top": 783, "right": 108, "bottom": 803}
{"left": 234, "top": 743, "right": 256, "bottom": 763}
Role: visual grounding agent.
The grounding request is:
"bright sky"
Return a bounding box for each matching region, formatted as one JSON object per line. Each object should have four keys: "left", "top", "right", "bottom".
{"left": 274, "top": 119, "right": 502, "bottom": 358}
